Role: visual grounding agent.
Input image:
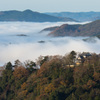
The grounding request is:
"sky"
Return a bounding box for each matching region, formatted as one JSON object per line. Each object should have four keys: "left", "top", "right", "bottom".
{"left": 0, "top": 0, "right": 100, "bottom": 12}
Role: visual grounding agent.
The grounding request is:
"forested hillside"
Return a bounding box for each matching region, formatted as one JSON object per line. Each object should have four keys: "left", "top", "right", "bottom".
{"left": 45, "top": 20, "right": 100, "bottom": 37}
{"left": 0, "top": 51, "right": 100, "bottom": 100}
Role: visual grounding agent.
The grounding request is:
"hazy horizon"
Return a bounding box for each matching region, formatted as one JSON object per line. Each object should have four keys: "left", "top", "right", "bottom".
{"left": 0, "top": 9, "right": 100, "bottom": 13}
{"left": 0, "top": 0, "right": 100, "bottom": 13}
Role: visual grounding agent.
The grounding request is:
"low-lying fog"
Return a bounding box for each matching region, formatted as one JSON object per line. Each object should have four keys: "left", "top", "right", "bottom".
{"left": 0, "top": 21, "right": 100, "bottom": 65}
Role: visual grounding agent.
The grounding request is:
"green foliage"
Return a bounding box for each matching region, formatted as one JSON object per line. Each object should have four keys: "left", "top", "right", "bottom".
{"left": 5, "top": 62, "right": 13, "bottom": 70}
{"left": 25, "top": 60, "right": 36, "bottom": 74}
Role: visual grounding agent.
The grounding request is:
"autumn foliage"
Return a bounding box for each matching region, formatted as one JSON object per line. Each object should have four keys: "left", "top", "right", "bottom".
{"left": 0, "top": 52, "right": 100, "bottom": 100}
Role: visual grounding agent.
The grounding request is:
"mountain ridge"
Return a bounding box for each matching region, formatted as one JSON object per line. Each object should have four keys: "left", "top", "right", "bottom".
{"left": 45, "top": 11, "right": 100, "bottom": 21}
{"left": 0, "top": 9, "right": 75, "bottom": 22}
{"left": 41, "top": 20, "right": 100, "bottom": 37}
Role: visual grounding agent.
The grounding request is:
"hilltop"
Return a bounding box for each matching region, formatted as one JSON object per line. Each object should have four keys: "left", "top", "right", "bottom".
{"left": 0, "top": 9, "right": 75, "bottom": 22}
{"left": 41, "top": 20, "right": 100, "bottom": 37}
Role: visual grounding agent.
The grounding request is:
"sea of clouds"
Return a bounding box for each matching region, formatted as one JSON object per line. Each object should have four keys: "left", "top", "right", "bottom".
{"left": 0, "top": 21, "right": 100, "bottom": 65}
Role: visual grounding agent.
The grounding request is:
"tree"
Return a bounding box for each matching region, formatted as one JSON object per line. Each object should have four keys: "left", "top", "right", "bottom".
{"left": 63, "top": 51, "right": 76, "bottom": 66}
{"left": 70, "top": 51, "right": 76, "bottom": 59}
{"left": 36, "top": 56, "right": 49, "bottom": 66}
{"left": 24, "top": 60, "right": 36, "bottom": 73}
{"left": 0, "top": 62, "right": 14, "bottom": 100}
{"left": 14, "top": 59, "right": 23, "bottom": 67}
{"left": 13, "top": 66, "right": 29, "bottom": 89}
{"left": 5, "top": 62, "right": 13, "bottom": 70}
{"left": 13, "top": 66, "right": 29, "bottom": 80}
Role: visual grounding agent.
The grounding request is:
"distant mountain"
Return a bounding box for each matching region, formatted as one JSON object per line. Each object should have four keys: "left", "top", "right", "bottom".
{"left": 0, "top": 9, "right": 76, "bottom": 22}
{"left": 45, "top": 11, "right": 100, "bottom": 22}
{"left": 42, "top": 20, "right": 100, "bottom": 37}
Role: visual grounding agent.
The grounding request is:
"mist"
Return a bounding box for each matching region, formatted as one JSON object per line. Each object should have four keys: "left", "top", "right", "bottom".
{"left": 0, "top": 21, "right": 100, "bottom": 65}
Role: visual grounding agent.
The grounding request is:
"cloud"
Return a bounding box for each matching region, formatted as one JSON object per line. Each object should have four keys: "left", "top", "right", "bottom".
{"left": 0, "top": 21, "right": 99, "bottom": 65}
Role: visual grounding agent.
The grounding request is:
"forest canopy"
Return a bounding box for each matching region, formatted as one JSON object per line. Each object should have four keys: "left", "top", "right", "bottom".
{"left": 0, "top": 51, "right": 100, "bottom": 100}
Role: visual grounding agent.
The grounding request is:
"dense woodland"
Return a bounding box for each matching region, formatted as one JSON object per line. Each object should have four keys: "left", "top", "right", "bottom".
{"left": 0, "top": 51, "right": 100, "bottom": 100}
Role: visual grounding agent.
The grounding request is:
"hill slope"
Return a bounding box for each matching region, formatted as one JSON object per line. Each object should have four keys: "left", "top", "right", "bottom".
{"left": 45, "top": 11, "right": 100, "bottom": 22}
{"left": 44, "top": 20, "right": 100, "bottom": 37}
{"left": 0, "top": 9, "right": 75, "bottom": 22}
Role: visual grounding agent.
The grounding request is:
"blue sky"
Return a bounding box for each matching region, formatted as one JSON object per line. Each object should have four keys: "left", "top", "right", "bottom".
{"left": 0, "top": 0, "right": 100, "bottom": 12}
